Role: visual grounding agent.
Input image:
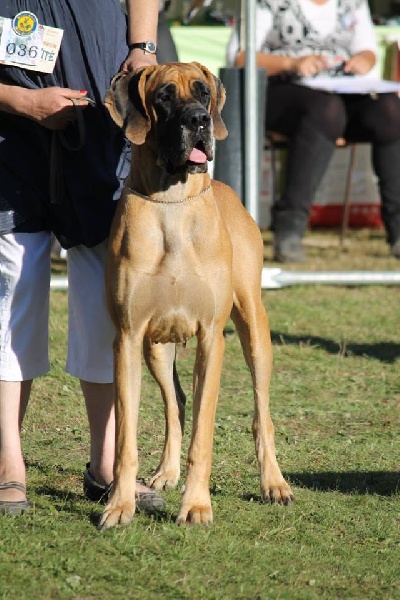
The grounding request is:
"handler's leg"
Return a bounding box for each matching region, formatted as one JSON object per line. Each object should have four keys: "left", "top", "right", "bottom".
{"left": 0, "top": 380, "right": 32, "bottom": 502}
{"left": 67, "top": 242, "right": 166, "bottom": 506}
{"left": 67, "top": 241, "right": 117, "bottom": 485}
{"left": 80, "top": 381, "right": 115, "bottom": 485}
{"left": 0, "top": 232, "right": 51, "bottom": 509}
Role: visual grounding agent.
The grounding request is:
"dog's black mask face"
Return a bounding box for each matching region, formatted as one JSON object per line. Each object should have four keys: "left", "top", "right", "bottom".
{"left": 152, "top": 80, "right": 213, "bottom": 174}
{"left": 104, "top": 62, "right": 228, "bottom": 176}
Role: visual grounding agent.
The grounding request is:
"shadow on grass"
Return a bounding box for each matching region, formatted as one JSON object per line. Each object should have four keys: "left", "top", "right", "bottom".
{"left": 240, "top": 471, "right": 399, "bottom": 503}
{"left": 271, "top": 331, "right": 400, "bottom": 363}
{"left": 86, "top": 508, "right": 171, "bottom": 528}
{"left": 287, "top": 471, "right": 399, "bottom": 496}
{"left": 237, "top": 471, "right": 399, "bottom": 500}
{"left": 33, "top": 484, "right": 172, "bottom": 527}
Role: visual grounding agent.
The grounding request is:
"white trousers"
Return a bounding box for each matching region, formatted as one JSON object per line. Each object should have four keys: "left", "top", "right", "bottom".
{"left": 0, "top": 232, "right": 115, "bottom": 383}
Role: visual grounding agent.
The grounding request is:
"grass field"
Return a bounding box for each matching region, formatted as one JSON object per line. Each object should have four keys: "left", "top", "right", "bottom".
{"left": 1, "top": 228, "right": 399, "bottom": 599}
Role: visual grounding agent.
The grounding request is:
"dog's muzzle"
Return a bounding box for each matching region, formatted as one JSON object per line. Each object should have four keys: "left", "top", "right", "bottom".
{"left": 181, "top": 105, "right": 211, "bottom": 133}
{"left": 158, "top": 103, "right": 214, "bottom": 174}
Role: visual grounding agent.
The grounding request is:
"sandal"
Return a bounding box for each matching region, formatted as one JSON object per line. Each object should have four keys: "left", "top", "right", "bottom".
{"left": 83, "top": 464, "right": 112, "bottom": 502}
{"left": 135, "top": 488, "right": 167, "bottom": 513}
{"left": 0, "top": 482, "right": 30, "bottom": 516}
{"left": 83, "top": 463, "right": 166, "bottom": 512}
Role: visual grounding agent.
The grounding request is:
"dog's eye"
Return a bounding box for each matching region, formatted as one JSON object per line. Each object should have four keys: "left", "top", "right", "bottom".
{"left": 154, "top": 85, "right": 175, "bottom": 106}
{"left": 156, "top": 92, "right": 171, "bottom": 104}
{"left": 153, "top": 86, "right": 175, "bottom": 116}
{"left": 192, "top": 80, "right": 211, "bottom": 107}
{"left": 200, "top": 90, "right": 210, "bottom": 106}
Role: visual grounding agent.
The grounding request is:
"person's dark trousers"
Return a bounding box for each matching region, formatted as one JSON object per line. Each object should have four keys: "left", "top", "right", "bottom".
{"left": 271, "top": 120, "right": 336, "bottom": 260}
{"left": 372, "top": 139, "right": 400, "bottom": 246}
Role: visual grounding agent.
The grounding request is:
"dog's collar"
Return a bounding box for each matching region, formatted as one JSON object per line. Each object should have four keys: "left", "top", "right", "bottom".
{"left": 126, "top": 184, "right": 211, "bottom": 204}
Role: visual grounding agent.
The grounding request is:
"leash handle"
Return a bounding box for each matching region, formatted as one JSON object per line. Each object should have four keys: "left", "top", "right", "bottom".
{"left": 57, "top": 96, "right": 88, "bottom": 151}
{"left": 49, "top": 96, "right": 94, "bottom": 204}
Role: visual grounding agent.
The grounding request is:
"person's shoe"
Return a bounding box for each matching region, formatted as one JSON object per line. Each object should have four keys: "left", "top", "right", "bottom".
{"left": 83, "top": 463, "right": 166, "bottom": 512}
{"left": 83, "top": 464, "right": 112, "bottom": 502}
{"left": 135, "top": 487, "right": 167, "bottom": 512}
{"left": 273, "top": 233, "right": 306, "bottom": 263}
{"left": 390, "top": 239, "right": 400, "bottom": 258}
{"left": 0, "top": 482, "right": 30, "bottom": 516}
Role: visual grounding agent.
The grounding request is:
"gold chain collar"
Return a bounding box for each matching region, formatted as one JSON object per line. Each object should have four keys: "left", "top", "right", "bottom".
{"left": 126, "top": 184, "right": 211, "bottom": 204}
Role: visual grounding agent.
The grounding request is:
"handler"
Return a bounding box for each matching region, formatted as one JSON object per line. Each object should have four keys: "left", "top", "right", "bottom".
{"left": 0, "top": 0, "right": 165, "bottom": 514}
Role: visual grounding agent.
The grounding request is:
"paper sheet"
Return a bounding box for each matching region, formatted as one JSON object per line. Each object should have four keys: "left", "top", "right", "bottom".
{"left": 300, "top": 76, "right": 400, "bottom": 94}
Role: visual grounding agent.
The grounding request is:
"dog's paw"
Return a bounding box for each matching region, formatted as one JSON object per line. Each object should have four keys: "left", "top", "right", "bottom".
{"left": 261, "top": 480, "right": 294, "bottom": 506}
{"left": 176, "top": 504, "right": 213, "bottom": 525}
{"left": 98, "top": 501, "right": 135, "bottom": 531}
{"left": 149, "top": 467, "right": 180, "bottom": 491}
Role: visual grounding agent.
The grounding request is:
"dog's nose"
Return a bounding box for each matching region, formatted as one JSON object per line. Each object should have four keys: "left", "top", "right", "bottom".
{"left": 182, "top": 107, "right": 211, "bottom": 131}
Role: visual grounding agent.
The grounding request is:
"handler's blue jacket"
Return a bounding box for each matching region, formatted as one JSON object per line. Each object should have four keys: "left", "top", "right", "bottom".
{"left": 0, "top": 0, "right": 129, "bottom": 248}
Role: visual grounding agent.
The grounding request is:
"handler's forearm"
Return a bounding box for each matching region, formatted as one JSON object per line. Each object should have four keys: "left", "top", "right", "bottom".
{"left": 125, "top": 0, "right": 159, "bottom": 46}
{"left": 0, "top": 80, "right": 30, "bottom": 117}
{"left": 234, "top": 51, "right": 296, "bottom": 76}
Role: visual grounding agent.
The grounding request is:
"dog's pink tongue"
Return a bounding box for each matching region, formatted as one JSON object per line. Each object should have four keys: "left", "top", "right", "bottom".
{"left": 189, "top": 148, "right": 207, "bottom": 163}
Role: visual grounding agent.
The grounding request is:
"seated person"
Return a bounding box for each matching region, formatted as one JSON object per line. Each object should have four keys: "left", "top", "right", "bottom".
{"left": 227, "top": 0, "right": 400, "bottom": 262}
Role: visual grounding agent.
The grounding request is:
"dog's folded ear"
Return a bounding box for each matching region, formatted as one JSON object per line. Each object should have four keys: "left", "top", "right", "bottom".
{"left": 192, "top": 62, "right": 228, "bottom": 141}
{"left": 104, "top": 68, "right": 156, "bottom": 145}
{"left": 210, "top": 74, "right": 228, "bottom": 141}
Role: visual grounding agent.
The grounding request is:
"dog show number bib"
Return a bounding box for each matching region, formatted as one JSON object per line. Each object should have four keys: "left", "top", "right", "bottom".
{"left": 0, "top": 11, "right": 63, "bottom": 73}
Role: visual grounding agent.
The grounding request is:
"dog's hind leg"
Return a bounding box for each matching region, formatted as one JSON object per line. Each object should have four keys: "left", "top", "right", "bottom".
{"left": 231, "top": 296, "right": 293, "bottom": 505}
{"left": 143, "top": 340, "right": 186, "bottom": 490}
{"left": 216, "top": 182, "right": 293, "bottom": 506}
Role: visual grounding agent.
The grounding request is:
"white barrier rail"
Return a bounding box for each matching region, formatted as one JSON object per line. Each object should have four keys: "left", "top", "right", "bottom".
{"left": 50, "top": 270, "right": 400, "bottom": 292}
{"left": 50, "top": 277, "right": 68, "bottom": 290}
{"left": 261, "top": 269, "right": 400, "bottom": 289}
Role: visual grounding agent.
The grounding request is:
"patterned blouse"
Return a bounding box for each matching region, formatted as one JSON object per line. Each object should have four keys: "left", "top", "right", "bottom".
{"left": 227, "top": 0, "right": 378, "bottom": 78}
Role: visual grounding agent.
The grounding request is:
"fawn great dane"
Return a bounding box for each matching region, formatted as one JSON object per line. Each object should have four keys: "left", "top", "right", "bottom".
{"left": 99, "top": 62, "right": 293, "bottom": 529}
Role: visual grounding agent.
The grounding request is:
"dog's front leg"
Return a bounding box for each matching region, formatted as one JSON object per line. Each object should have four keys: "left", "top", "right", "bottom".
{"left": 143, "top": 340, "right": 186, "bottom": 490}
{"left": 177, "top": 329, "right": 225, "bottom": 525}
{"left": 99, "top": 331, "right": 142, "bottom": 530}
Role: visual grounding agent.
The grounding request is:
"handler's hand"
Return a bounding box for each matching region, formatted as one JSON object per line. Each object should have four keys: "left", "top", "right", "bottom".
{"left": 23, "top": 87, "right": 90, "bottom": 130}
{"left": 121, "top": 47, "right": 158, "bottom": 72}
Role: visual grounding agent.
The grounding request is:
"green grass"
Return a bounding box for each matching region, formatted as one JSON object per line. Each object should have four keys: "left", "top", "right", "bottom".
{"left": 1, "top": 229, "right": 399, "bottom": 599}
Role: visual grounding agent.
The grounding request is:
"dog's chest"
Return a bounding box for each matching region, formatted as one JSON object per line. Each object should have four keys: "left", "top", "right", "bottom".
{"left": 112, "top": 199, "right": 233, "bottom": 343}
{"left": 144, "top": 271, "right": 223, "bottom": 343}
{"left": 132, "top": 252, "right": 232, "bottom": 344}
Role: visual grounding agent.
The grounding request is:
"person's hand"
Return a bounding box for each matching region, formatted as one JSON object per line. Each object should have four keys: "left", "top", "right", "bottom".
{"left": 343, "top": 52, "right": 374, "bottom": 76}
{"left": 121, "top": 47, "right": 158, "bottom": 72}
{"left": 21, "top": 87, "right": 90, "bottom": 130}
{"left": 293, "top": 54, "right": 329, "bottom": 77}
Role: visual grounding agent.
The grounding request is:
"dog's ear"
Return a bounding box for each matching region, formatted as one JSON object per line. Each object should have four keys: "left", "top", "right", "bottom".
{"left": 211, "top": 74, "right": 228, "bottom": 140}
{"left": 193, "top": 62, "right": 228, "bottom": 141}
{"left": 104, "top": 68, "right": 156, "bottom": 145}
